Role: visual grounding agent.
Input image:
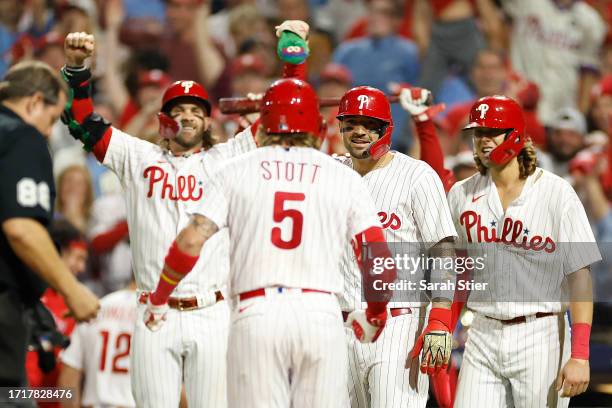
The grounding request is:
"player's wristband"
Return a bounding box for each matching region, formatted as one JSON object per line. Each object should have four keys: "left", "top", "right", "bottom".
{"left": 429, "top": 307, "right": 452, "bottom": 331}
{"left": 164, "top": 241, "right": 199, "bottom": 274}
{"left": 571, "top": 323, "right": 591, "bottom": 360}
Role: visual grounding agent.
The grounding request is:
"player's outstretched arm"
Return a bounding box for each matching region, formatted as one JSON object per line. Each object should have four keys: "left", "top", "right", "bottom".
{"left": 61, "top": 32, "right": 113, "bottom": 162}
{"left": 346, "top": 226, "right": 397, "bottom": 343}
{"left": 399, "top": 87, "right": 456, "bottom": 192}
{"left": 556, "top": 267, "right": 593, "bottom": 398}
{"left": 144, "top": 215, "right": 219, "bottom": 331}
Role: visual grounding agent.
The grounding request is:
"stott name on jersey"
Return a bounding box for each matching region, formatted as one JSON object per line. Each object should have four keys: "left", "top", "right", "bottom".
{"left": 260, "top": 159, "right": 322, "bottom": 184}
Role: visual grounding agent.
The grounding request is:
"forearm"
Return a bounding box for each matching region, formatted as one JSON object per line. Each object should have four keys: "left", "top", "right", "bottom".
{"left": 61, "top": 65, "right": 113, "bottom": 161}
{"left": 569, "top": 268, "right": 593, "bottom": 325}
{"left": 194, "top": 23, "right": 224, "bottom": 88}
{"left": 569, "top": 267, "right": 593, "bottom": 360}
{"left": 429, "top": 237, "right": 455, "bottom": 305}
{"left": 415, "top": 120, "right": 455, "bottom": 192}
{"left": 101, "top": 24, "right": 128, "bottom": 115}
{"left": 578, "top": 71, "right": 599, "bottom": 113}
{"left": 57, "top": 364, "right": 82, "bottom": 408}
{"left": 412, "top": 0, "right": 431, "bottom": 56}
{"left": 585, "top": 177, "right": 610, "bottom": 222}
{"left": 3, "top": 219, "right": 78, "bottom": 296}
{"left": 150, "top": 215, "right": 218, "bottom": 304}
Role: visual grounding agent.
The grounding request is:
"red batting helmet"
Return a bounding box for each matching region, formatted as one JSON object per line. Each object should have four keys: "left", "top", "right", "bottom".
{"left": 260, "top": 78, "right": 323, "bottom": 138}
{"left": 161, "top": 80, "right": 211, "bottom": 115}
{"left": 463, "top": 95, "right": 525, "bottom": 166}
{"left": 337, "top": 86, "right": 393, "bottom": 160}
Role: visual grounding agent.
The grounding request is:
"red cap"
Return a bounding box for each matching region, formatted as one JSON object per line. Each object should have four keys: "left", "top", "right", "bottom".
{"left": 161, "top": 80, "right": 211, "bottom": 114}
{"left": 260, "top": 78, "right": 323, "bottom": 139}
{"left": 592, "top": 74, "right": 612, "bottom": 98}
{"left": 463, "top": 95, "right": 526, "bottom": 166}
{"left": 337, "top": 86, "right": 393, "bottom": 160}
{"left": 231, "top": 54, "right": 265, "bottom": 76}
{"left": 320, "top": 63, "right": 352, "bottom": 85}
{"left": 139, "top": 70, "right": 172, "bottom": 89}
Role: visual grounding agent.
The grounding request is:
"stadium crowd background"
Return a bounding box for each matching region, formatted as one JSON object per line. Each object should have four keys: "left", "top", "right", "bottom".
{"left": 2, "top": 0, "right": 612, "bottom": 404}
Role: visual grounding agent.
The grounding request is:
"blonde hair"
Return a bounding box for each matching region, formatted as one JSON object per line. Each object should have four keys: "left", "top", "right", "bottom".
{"left": 474, "top": 141, "right": 537, "bottom": 179}
{"left": 256, "top": 126, "right": 321, "bottom": 149}
{"left": 56, "top": 165, "right": 94, "bottom": 221}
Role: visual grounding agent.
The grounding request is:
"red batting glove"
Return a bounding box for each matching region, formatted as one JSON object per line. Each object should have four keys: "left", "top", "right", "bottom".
{"left": 409, "top": 308, "right": 452, "bottom": 374}
{"left": 345, "top": 307, "right": 387, "bottom": 343}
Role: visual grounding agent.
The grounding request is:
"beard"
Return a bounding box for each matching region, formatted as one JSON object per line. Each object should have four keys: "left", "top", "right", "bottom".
{"left": 174, "top": 126, "right": 213, "bottom": 150}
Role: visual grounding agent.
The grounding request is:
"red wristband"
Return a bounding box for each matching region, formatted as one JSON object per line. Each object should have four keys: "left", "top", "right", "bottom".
{"left": 429, "top": 307, "right": 452, "bottom": 331}
{"left": 164, "top": 241, "right": 199, "bottom": 274}
{"left": 571, "top": 323, "right": 591, "bottom": 360}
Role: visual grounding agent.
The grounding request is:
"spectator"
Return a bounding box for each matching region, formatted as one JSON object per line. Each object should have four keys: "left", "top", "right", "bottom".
{"left": 0, "top": 60, "right": 98, "bottom": 389}
{"left": 25, "top": 219, "right": 88, "bottom": 397}
{"left": 441, "top": 49, "right": 545, "bottom": 153}
{"left": 160, "top": 0, "right": 228, "bottom": 99}
{"left": 445, "top": 150, "right": 478, "bottom": 182}
{"left": 228, "top": 4, "right": 276, "bottom": 75}
{"left": 88, "top": 193, "right": 131, "bottom": 294}
{"left": 209, "top": 0, "right": 257, "bottom": 58}
{"left": 540, "top": 107, "right": 587, "bottom": 179}
{"left": 501, "top": 0, "right": 606, "bottom": 124}
{"left": 0, "top": 0, "right": 26, "bottom": 77}
{"left": 413, "top": 0, "right": 487, "bottom": 95}
{"left": 317, "top": 63, "right": 352, "bottom": 154}
{"left": 333, "top": 0, "right": 419, "bottom": 152}
{"left": 55, "top": 165, "right": 94, "bottom": 233}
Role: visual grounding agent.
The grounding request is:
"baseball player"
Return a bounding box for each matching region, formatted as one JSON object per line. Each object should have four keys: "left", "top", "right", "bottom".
{"left": 61, "top": 32, "right": 259, "bottom": 407}
{"left": 58, "top": 282, "right": 137, "bottom": 408}
{"left": 144, "top": 78, "right": 397, "bottom": 407}
{"left": 447, "top": 96, "right": 601, "bottom": 407}
{"left": 335, "top": 85, "right": 457, "bottom": 407}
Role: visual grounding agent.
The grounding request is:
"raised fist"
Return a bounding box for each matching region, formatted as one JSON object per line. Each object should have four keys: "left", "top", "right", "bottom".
{"left": 399, "top": 87, "right": 446, "bottom": 123}
{"left": 64, "top": 32, "right": 95, "bottom": 67}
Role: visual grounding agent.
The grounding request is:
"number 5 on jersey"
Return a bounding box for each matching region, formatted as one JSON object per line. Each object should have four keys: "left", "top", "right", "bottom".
{"left": 271, "top": 191, "right": 305, "bottom": 249}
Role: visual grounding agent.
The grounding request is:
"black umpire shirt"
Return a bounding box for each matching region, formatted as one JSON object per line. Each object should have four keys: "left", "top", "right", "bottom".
{"left": 0, "top": 104, "right": 55, "bottom": 305}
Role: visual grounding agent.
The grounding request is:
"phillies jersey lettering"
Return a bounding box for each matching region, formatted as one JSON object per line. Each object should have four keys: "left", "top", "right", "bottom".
{"left": 447, "top": 168, "right": 601, "bottom": 319}
{"left": 103, "top": 127, "right": 256, "bottom": 295}
{"left": 190, "top": 146, "right": 381, "bottom": 297}
{"left": 143, "top": 166, "right": 203, "bottom": 201}
{"left": 459, "top": 210, "right": 556, "bottom": 252}
{"left": 337, "top": 152, "right": 457, "bottom": 311}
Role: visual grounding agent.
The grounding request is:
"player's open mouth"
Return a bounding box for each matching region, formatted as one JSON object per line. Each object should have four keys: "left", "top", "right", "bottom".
{"left": 351, "top": 138, "right": 370, "bottom": 147}
{"left": 481, "top": 147, "right": 493, "bottom": 156}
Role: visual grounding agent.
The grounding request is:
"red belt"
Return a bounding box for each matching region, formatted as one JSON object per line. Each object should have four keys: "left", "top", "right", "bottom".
{"left": 494, "top": 312, "right": 555, "bottom": 325}
{"left": 138, "top": 291, "right": 224, "bottom": 311}
{"left": 342, "top": 308, "right": 412, "bottom": 322}
{"left": 238, "top": 287, "right": 332, "bottom": 301}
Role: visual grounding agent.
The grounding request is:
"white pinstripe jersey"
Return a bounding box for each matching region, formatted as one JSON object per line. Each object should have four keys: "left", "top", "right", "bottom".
{"left": 191, "top": 146, "right": 381, "bottom": 296}
{"left": 337, "top": 152, "right": 457, "bottom": 311}
{"left": 60, "top": 289, "right": 137, "bottom": 408}
{"left": 447, "top": 168, "right": 602, "bottom": 320}
{"left": 103, "top": 127, "right": 256, "bottom": 296}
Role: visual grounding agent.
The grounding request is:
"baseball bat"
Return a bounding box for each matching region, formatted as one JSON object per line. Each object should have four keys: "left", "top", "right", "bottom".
{"left": 219, "top": 95, "right": 400, "bottom": 115}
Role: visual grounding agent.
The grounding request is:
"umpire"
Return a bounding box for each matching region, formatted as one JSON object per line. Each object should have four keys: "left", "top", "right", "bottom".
{"left": 0, "top": 61, "right": 99, "bottom": 388}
